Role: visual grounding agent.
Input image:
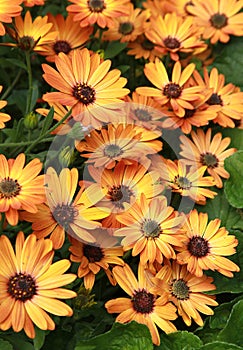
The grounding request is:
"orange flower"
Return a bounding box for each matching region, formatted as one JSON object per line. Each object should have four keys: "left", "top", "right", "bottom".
{"left": 0, "top": 232, "right": 76, "bottom": 338}
{"left": 153, "top": 260, "right": 218, "bottom": 326}
{"left": 187, "top": 0, "right": 243, "bottom": 44}
{"left": 0, "top": 0, "right": 22, "bottom": 36}
{"left": 127, "top": 34, "right": 163, "bottom": 62}
{"left": 42, "top": 48, "right": 129, "bottom": 128}
{"left": 40, "top": 13, "right": 93, "bottom": 62}
{"left": 66, "top": 0, "right": 130, "bottom": 28}
{"left": 0, "top": 85, "right": 11, "bottom": 129}
{"left": 114, "top": 194, "right": 184, "bottom": 265}
{"left": 145, "top": 12, "right": 206, "bottom": 61}
{"left": 180, "top": 128, "right": 236, "bottom": 188}
{"left": 142, "top": 0, "right": 174, "bottom": 18}
{"left": 176, "top": 209, "right": 240, "bottom": 277}
{"left": 105, "top": 263, "right": 177, "bottom": 346}
{"left": 102, "top": 4, "right": 150, "bottom": 42}
{"left": 0, "top": 153, "right": 45, "bottom": 226}
{"left": 22, "top": 0, "right": 45, "bottom": 6}
{"left": 136, "top": 59, "right": 205, "bottom": 117}
{"left": 69, "top": 228, "right": 124, "bottom": 289}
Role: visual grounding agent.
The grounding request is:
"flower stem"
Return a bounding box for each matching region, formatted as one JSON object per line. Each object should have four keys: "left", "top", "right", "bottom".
{"left": 1, "top": 69, "right": 22, "bottom": 100}
{"left": 25, "top": 51, "right": 33, "bottom": 115}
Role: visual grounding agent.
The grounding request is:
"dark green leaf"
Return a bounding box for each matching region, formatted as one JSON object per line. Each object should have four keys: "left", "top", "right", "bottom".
{"left": 224, "top": 151, "right": 243, "bottom": 208}
{"left": 2, "top": 58, "right": 27, "bottom": 71}
{"left": 104, "top": 41, "right": 127, "bottom": 59}
{"left": 0, "top": 338, "right": 13, "bottom": 350}
{"left": 40, "top": 107, "right": 54, "bottom": 136}
{"left": 221, "top": 128, "right": 243, "bottom": 151}
{"left": 33, "top": 328, "right": 46, "bottom": 350}
{"left": 155, "top": 331, "right": 202, "bottom": 350}
{"left": 199, "top": 341, "right": 242, "bottom": 350}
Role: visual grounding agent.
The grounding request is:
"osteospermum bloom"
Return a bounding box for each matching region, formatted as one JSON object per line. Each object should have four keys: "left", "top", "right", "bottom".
{"left": 180, "top": 128, "right": 236, "bottom": 188}
{"left": 4, "top": 11, "right": 57, "bottom": 52}
{"left": 153, "top": 261, "right": 218, "bottom": 326}
{"left": 142, "top": 0, "right": 174, "bottom": 18}
{"left": 22, "top": 0, "right": 45, "bottom": 6}
{"left": 102, "top": 4, "right": 150, "bottom": 43}
{"left": 0, "top": 153, "right": 45, "bottom": 226}
{"left": 136, "top": 59, "right": 204, "bottom": 117}
{"left": 105, "top": 263, "right": 177, "bottom": 346}
{"left": 0, "top": 85, "right": 11, "bottom": 128}
{"left": 145, "top": 12, "right": 206, "bottom": 61}
{"left": 115, "top": 194, "right": 184, "bottom": 265}
{"left": 176, "top": 209, "right": 240, "bottom": 277}
{"left": 193, "top": 67, "right": 243, "bottom": 128}
{"left": 187, "top": 0, "right": 243, "bottom": 44}
{"left": 127, "top": 34, "right": 163, "bottom": 62}
{"left": 69, "top": 228, "right": 124, "bottom": 289}
{"left": 42, "top": 48, "right": 129, "bottom": 128}
{"left": 0, "top": 0, "right": 22, "bottom": 36}
{"left": 0, "top": 232, "right": 76, "bottom": 338}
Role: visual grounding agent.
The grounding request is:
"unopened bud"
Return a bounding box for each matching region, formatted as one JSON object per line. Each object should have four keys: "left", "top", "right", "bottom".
{"left": 24, "top": 112, "right": 39, "bottom": 129}
{"left": 58, "top": 146, "right": 75, "bottom": 167}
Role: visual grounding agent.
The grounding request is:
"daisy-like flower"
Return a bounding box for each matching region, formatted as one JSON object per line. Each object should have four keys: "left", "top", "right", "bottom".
{"left": 0, "top": 153, "right": 45, "bottom": 226}
{"left": 76, "top": 123, "right": 162, "bottom": 169}
{"left": 154, "top": 158, "right": 217, "bottom": 204}
{"left": 193, "top": 67, "right": 243, "bottom": 128}
{"left": 39, "top": 14, "right": 93, "bottom": 62}
{"left": 22, "top": 0, "right": 45, "bottom": 6}
{"left": 127, "top": 34, "right": 163, "bottom": 62}
{"left": 0, "top": 232, "right": 76, "bottom": 338}
{"left": 66, "top": 0, "right": 130, "bottom": 28}
{"left": 30, "top": 167, "right": 109, "bottom": 248}
{"left": 145, "top": 12, "right": 206, "bottom": 61}
{"left": 42, "top": 48, "right": 129, "bottom": 128}
{"left": 180, "top": 128, "right": 236, "bottom": 188}
{"left": 4, "top": 11, "right": 57, "bottom": 52}
{"left": 105, "top": 263, "right": 177, "bottom": 346}
{"left": 0, "top": 85, "right": 11, "bottom": 129}
{"left": 0, "top": 0, "right": 22, "bottom": 36}
{"left": 87, "top": 161, "right": 164, "bottom": 228}
{"left": 102, "top": 4, "right": 150, "bottom": 42}
{"left": 187, "top": 0, "right": 243, "bottom": 44}
{"left": 136, "top": 59, "right": 205, "bottom": 117}
{"left": 142, "top": 0, "right": 174, "bottom": 18}
{"left": 69, "top": 228, "right": 124, "bottom": 289}
{"left": 153, "top": 260, "right": 218, "bottom": 326}
{"left": 176, "top": 209, "right": 240, "bottom": 277}
{"left": 115, "top": 194, "right": 184, "bottom": 265}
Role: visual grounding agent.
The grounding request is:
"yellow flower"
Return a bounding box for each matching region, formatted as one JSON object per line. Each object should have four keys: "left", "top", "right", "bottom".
{"left": 0, "top": 0, "right": 22, "bottom": 36}
{"left": 0, "top": 85, "right": 11, "bottom": 129}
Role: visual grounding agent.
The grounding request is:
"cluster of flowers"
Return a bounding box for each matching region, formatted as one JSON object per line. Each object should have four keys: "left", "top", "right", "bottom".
{"left": 0, "top": 0, "right": 242, "bottom": 346}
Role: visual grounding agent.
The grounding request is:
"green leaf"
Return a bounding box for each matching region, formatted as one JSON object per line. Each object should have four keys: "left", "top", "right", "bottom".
{"left": 75, "top": 321, "right": 153, "bottom": 350}
{"left": 221, "top": 128, "right": 243, "bottom": 151}
{"left": 155, "top": 331, "right": 202, "bottom": 350}
{"left": 104, "top": 41, "right": 127, "bottom": 59}
{"left": 0, "top": 58, "right": 27, "bottom": 71}
{"left": 224, "top": 151, "right": 243, "bottom": 208}
{"left": 30, "top": 81, "right": 39, "bottom": 112}
{"left": 40, "top": 107, "right": 54, "bottom": 136}
{"left": 0, "top": 338, "right": 13, "bottom": 350}
{"left": 199, "top": 341, "right": 242, "bottom": 350}
{"left": 33, "top": 328, "right": 46, "bottom": 350}
{"left": 217, "top": 300, "right": 243, "bottom": 346}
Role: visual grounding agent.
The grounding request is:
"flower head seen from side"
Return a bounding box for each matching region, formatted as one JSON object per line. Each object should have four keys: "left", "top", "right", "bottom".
{"left": 0, "top": 0, "right": 22, "bottom": 36}
{"left": 66, "top": 0, "right": 130, "bottom": 28}
{"left": 69, "top": 228, "right": 124, "bottom": 290}
{"left": 22, "top": 0, "right": 45, "bottom": 6}
{"left": 42, "top": 48, "right": 130, "bottom": 128}
{"left": 0, "top": 232, "right": 77, "bottom": 338}
{"left": 105, "top": 263, "right": 177, "bottom": 346}
{"left": 153, "top": 260, "right": 218, "bottom": 327}
{"left": 179, "top": 128, "right": 236, "bottom": 188}
{"left": 39, "top": 13, "right": 93, "bottom": 62}
{"left": 187, "top": 0, "right": 243, "bottom": 44}
{"left": 114, "top": 194, "right": 184, "bottom": 265}
{"left": 0, "top": 153, "right": 45, "bottom": 226}
{"left": 176, "top": 209, "right": 240, "bottom": 277}
{"left": 0, "top": 85, "right": 11, "bottom": 129}
{"left": 4, "top": 11, "right": 58, "bottom": 53}
{"left": 136, "top": 59, "right": 205, "bottom": 117}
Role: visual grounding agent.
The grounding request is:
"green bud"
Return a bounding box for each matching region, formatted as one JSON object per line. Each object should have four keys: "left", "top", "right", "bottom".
{"left": 24, "top": 112, "right": 39, "bottom": 130}
{"left": 74, "top": 283, "right": 97, "bottom": 311}
{"left": 58, "top": 146, "right": 76, "bottom": 167}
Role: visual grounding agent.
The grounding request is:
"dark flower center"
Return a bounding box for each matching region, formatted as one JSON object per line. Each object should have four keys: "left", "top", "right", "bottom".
{"left": 163, "top": 83, "right": 182, "bottom": 99}
{"left": 164, "top": 36, "right": 181, "bottom": 49}
{"left": 141, "top": 38, "right": 154, "bottom": 51}
{"left": 0, "top": 177, "right": 21, "bottom": 198}
{"left": 103, "top": 144, "right": 123, "bottom": 158}
{"left": 83, "top": 244, "right": 104, "bottom": 262}
{"left": 133, "top": 108, "right": 152, "bottom": 121}
{"left": 8, "top": 273, "right": 37, "bottom": 302}
{"left": 132, "top": 288, "right": 155, "bottom": 314}
{"left": 18, "top": 35, "right": 36, "bottom": 51}
{"left": 119, "top": 22, "right": 134, "bottom": 35}
{"left": 107, "top": 185, "right": 133, "bottom": 209}
{"left": 207, "top": 93, "right": 223, "bottom": 105}
{"left": 53, "top": 204, "right": 78, "bottom": 227}
{"left": 73, "top": 83, "right": 96, "bottom": 105}
{"left": 171, "top": 278, "right": 190, "bottom": 300}
{"left": 53, "top": 40, "right": 72, "bottom": 54}
{"left": 88, "top": 0, "right": 105, "bottom": 12}
{"left": 142, "top": 219, "right": 161, "bottom": 238}
{"left": 188, "top": 236, "right": 209, "bottom": 257}
{"left": 174, "top": 176, "right": 191, "bottom": 190}
{"left": 184, "top": 109, "right": 195, "bottom": 118}
{"left": 210, "top": 13, "right": 228, "bottom": 29}
{"left": 200, "top": 152, "right": 218, "bottom": 168}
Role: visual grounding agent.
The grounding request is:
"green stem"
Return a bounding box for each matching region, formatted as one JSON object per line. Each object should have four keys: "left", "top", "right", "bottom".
{"left": 1, "top": 137, "right": 54, "bottom": 148}
{"left": 1, "top": 69, "right": 22, "bottom": 100}
{"left": 25, "top": 51, "right": 33, "bottom": 115}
